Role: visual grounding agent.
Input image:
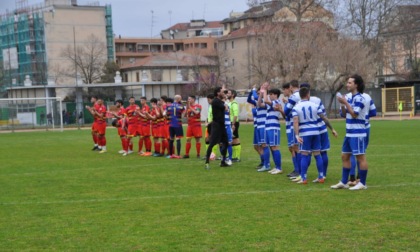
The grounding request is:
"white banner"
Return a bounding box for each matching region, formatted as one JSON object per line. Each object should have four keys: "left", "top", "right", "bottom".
{"left": 2, "top": 47, "right": 18, "bottom": 70}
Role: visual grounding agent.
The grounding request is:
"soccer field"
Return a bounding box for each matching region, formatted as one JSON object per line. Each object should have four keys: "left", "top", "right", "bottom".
{"left": 0, "top": 120, "right": 419, "bottom": 251}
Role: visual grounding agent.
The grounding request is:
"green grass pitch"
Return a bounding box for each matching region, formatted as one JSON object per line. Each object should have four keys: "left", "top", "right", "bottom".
{"left": 0, "top": 120, "right": 419, "bottom": 251}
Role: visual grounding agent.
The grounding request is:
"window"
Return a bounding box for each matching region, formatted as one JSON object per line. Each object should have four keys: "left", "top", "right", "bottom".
{"left": 405, "top": 57, "right": 412, "bottom": 70}
{"left": 232, "top": 59, "right": 235, "bottom": 66}
{"left": 390, "top": 58, "right": 397, "bottom": 72}
{"left": 232, "top": 76, "right": 235, "bottom": 84}
{"left": 151, "top": 69, "right": 163, "bottom": 81}
{"left": 136, "top": 72, "right": 140, "bottom": 82}
{"left": 224, "top": 24, "right": 228, "bottom": 30}
{"left": 181, "top": 69, "right": 189, "bottom": 81}
{"left": 224, "top": 42, "right": 227, "bottom": 50}
{"left": 231, "top": 40, "right": 234, "bottom": 49}
{"left": 214, "top": 43, "right": 217, "bottom": 50}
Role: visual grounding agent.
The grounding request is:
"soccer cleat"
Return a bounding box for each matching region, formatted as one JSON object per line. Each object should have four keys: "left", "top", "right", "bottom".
{"left": 312, "top": 178, "right": 325, "bottom": 183}
{"left": 196, "top": 155, "right": 200, "bottom": 159}
{"left": 143, "top": 152, "right": 153, "bottom": 157}
{"left": 118, "top": 150, "right": 125, "bottom": 154}
{"left": 297, "top": 180, "right": 307, "bottom": 184}
{"left": 127, "top": 150, "right": 134, "bottom": 154}
{"left": 183, "top": 155, "right": 190, "bottom": 159}
{"left": 170, "top": 154, "right": 181, "bottom": 159}
{"left": 287, "top": 171, "right": 299, "bottom": 178}
{"left": 270, "top": 169, "right": 283, "bottom": 175}
{"left": 257, "top": 166, "right": 271, "bottom": 172}
{"left": 330, "top": 181, "right": 350, "bottom": 189}
{"left": 256, "top": 163, "right": 264, "bottom": 169}
{"left": 220, "top": 162, "right": 231, "bottom": 167}
{"left": 268, "top": 168, "right": 277, "bottom": 173}
{"left": 92, "top": 146, "right": 99, "bottom": 151}
{"left": 205, "top": 163, "right": 210, "bottom": 170}
{"left": 138, "top": 151, "right": 144, "bottom": 155}
{"left": 291, "top": 176, "right": 302, "bottom": 182}
{"left": 347, "top": 180, "right": 358, "bottom": 187}
{"left": 216, "top": 156, "right": 222, "bottom": 160}
{"left": 122, "top": 152, "right": 128, "bottom": 156}
{"left": 232, "top": 158, "right": 241, "bottom": 162}
{"left": 349, "top": 182, "right": 367, "bottom": 190}
{"left": 99, "top": 149, "right": 107, "bottom": 154}
{"left": 226, "top": 159, "right": 233, "bottom": 166}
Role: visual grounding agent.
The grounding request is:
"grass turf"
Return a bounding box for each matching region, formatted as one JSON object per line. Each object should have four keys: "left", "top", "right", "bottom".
{"left": 0, "top": 120, "right": 419, "bottom": 251}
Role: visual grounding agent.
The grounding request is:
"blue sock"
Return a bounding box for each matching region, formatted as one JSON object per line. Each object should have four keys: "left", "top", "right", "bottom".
{"left": 350, "top": 155, "right": 357, "bottom": 176}
{"left": 314, "top": 154, "right": 324, "bottom": 179}
{"left": 271, "top": 149, "right": 281, "bottom": 169}
{"left": 308, "top": 153, "right": 312, "bottom": 167}
{"left": 300, "top": 155, "right": 310, "bottom": 181}
{"left": 227, "top": 145, "right": 233, "bottom": 160}
{"left": 296, "top": 152, "right": 302, "bottom": 174}
{"left": 263, "top": 147, "right": 270, "bottom": 168}
{"left": 292, "top": 155, "right": 298, "bottom": 172}
{"left": 359, "top": 170, "right": 368, "bottom": 185}
{"left": 341, "top": 167, "right": 351, "bottom": 184}
{"left": 260, "top": 154, "right": 264, "bottom": 165}
{"left": 321, "top": 151, "right": 328, "bottom": 177}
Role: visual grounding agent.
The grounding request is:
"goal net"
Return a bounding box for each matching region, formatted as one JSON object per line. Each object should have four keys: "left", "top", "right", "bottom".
{"left": 0, "top": 97, "right": 63, "bottom": 132}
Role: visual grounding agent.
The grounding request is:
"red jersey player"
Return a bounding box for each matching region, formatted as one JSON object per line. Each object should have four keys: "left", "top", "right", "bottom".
{"left": 145, "top": 98, "right": 164, "bottom": 157}
{"left": 85, "top": 96, "right": 100, "bottom": 151}
{"left": 138, "top": 97, "right": 152, "bottom": 156}
{"left": 124, "top": 96, "right": 140, "bottom": 154}
{"left": 111, "top": 99, "right": 130, "bottom": 156}
{"left": 183, "top": 95, "right": 202, "bottom": 158}
{"left": 92, "top": 99, "right": 107, "bottom": 153}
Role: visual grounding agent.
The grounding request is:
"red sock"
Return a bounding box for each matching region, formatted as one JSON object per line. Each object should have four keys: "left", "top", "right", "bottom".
{"left": 122, "top": 138, "right": 128, "bottom": 151}
{"left": 155, "top": 142, "right": 161, "bottom": 153}
{"left": 145, "top": 137, "right": 152, "bottom": 152}
{"left": 102, "top": 136, "right": 106, "bottom": 147}
{"left": 196, "top": 142, "right": 201, "bottom": 156}
{"left": 186, "top": 142, "right": 191, "bottom": 155}
{"left": 161, "top": 139, "right": 168, "bottom": 155}
{"left": 129, "top": 141, "right": 133, "bottom": 151}
{"left": 138, "top": 137, "right": 144, "bottom": 152}
{"left": 92, "top": 134, "right": 98, "bottom": 144}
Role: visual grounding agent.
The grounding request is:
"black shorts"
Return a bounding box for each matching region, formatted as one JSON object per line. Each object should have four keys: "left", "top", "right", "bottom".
{"left": 233, "top": 121, "right": 239, "bottom": 138}
{"left": 169, "top": 126, "right": 184, "bottom": 139}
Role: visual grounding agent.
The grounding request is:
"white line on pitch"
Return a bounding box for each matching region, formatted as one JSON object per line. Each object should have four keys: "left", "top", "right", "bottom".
{"left": 1, "top": 183, "right": 419, "bottom": 206}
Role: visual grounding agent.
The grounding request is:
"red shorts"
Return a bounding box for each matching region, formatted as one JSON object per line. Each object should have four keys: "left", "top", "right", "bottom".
{"left": 186, "top": 125, "right": 202, "bottom": 138}
{"left": 92, "top": 121, "right": 98, "bottom": 132}
{"left": 151, "top": 126, "right": 160, "bottom": 138}
{"left": 127, "top": 124, "right": 140, "bottom": 137}
{"left": 95, "top": 121, "right": 107, "bottom": 135}
{"left": 117, "top": 127, "right": 126, "bottom": 136}
{"left": 140, "top": 124, "right": 151, "bottom": 137}
{"left": 162, "top": 124, "right": 170, "bottom": 139}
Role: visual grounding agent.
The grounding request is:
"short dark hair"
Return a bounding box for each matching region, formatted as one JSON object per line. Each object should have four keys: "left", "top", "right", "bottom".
{"left": 189, "top": 95, "right": 196, "bottom": 100}
{"left": 160, "top": 95, "right": 168, "bottom": 102}
{"left": 230, "top": 89, "right": 237, "bottom": 98}
{"left": 111, "top": 118, "right": 119, "bottom": 127}
{"left": 166, "top": 97, "right": 174, "bottom": 103}
{"left": 268, "top": 88, "right": 281, "bottom": 97}
{"left": 282, "top": 83, "right": 290, "bottom": 89}
{"left": 150, "top": 98, "right": 157, "bottom": 104}
{"left": 350, "top": 74, "right": 365, "bottom": 93}
{"left": 214, "top": 87, "right": 222, "bottom": 97}
{"left": 300, "top": 83, "right": 311, "bottom": 89}
{"left": 290, "top": 80, "right": 299, "bottom": 88}
{"left": 115, "top": 99, "right": 123, "bottom": 105}
{"left": 299, "top": 87, "right": 310, "bottom": 99}
{"left": 140, "top": 96, "right": 147, "bottom": 100}
{"left": 129, "top": 96, "right": 135, "bottom": 100}
{"left": 207, "top": 94, "right": 215, "bottom": 99}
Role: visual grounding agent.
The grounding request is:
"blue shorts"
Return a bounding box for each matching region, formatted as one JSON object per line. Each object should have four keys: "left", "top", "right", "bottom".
{"left": 169, "top": 126, "right": 183, "bottom": 139}
{"left": 265, "top": 129, "right": 280, "bottom": 146}
{"left": 342, "top": 136, "right": 366, "bottom": 155}
{"left": 299, "top": 134, "right": 321, "bottom": 152}
{"left": 320, "top": 131, "right": 330, "bottom": 151}
{"left": 225, "top": 125, "right": 233, "bottom": 143}
{"left": 257, "top": 127, "right": 266, "bottom": 145}
{"left": 287, "top": 131, "right": 298, "bottom": 147}
{"left": 253, "top": 127, "right": 258, "bottom": 145}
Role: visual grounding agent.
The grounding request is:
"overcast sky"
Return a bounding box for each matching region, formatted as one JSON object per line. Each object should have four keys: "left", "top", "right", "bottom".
{"left": 0, "top": 0, "right": 249, "bottom": 37}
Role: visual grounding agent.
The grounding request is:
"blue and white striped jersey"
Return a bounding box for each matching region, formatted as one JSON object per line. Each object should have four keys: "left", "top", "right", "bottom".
{"left": 292, "top": 100, "right": 323, "bottom": 137}
{"left": 342, "top": 93, "right": 368, "bottom": 137}
{"left": 309, "top": 96, "right": 327, "bottom": 134}
{"left": 362, "top": 93, "right": 377, "bottom": 129}
{"left": 284, "top": 91, "right": 301, "bottom": 134}
{"left": 265, "top": 99, "right": 281, "bottom": 130}
{"left": 224, "top": 102, "right": 231, "bottom": 126}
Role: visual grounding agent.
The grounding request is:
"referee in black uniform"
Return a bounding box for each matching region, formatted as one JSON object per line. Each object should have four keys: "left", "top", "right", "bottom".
{"left": 205, "top": 87, "right": 229, "bottom": 169}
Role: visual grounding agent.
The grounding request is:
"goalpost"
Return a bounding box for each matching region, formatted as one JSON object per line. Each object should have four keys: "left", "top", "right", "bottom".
{"left": 0, "top": 97, "right": 63, "bottom": 132}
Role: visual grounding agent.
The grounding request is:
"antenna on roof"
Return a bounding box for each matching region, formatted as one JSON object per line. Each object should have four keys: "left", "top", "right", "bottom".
{"left": 168, "top": 10, "right": 172, "bottom": 27}
{"left": 203, "top": 3, "right": 206, "bottom": 20}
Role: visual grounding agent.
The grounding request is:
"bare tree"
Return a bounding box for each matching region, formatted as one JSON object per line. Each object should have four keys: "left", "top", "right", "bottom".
{"left": 277, "top": 0, "right": 335, "bottom": 22}
{"left": 61, "top": 34, "right": 107, "bottom": 84}
{"left": 310, "top": 35, "right": 376, "bottom": 114}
